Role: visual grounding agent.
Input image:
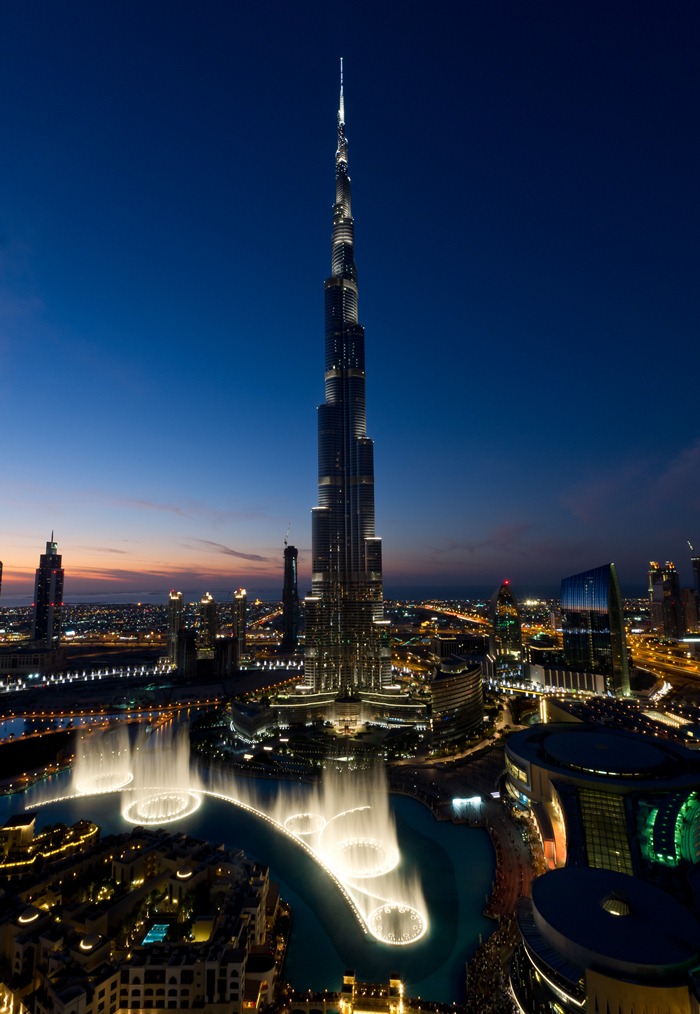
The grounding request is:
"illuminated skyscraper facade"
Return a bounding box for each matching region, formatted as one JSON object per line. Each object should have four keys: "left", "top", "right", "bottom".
{"left": 232, "top": 588, "right": 247, "bottom": 654}
{"left": 168, "top": 590, "right": 184, "bottom": 665}
{"left": 490, "top": 580, "right": 522, "bottom": 660}
{"left": 648, "top": 561, "right": 685, "bottom": 639}
{"left": 281, "top": 544, "right": 300, "bottom": 651}
{"left": 561, "top": 562, "right": 630, "bottom": 696}
{"left": 198, "top": 592, "right": 217, "bottom": 656}
{"left": 682, "top": 587, "right": 698, "bottom": 634}
{"left": 691, "top": 545, "right": 700, "bottom": 601}
{"left": 31, "top": 534, "right": 64, "bottom": 648}
{"left": 304, "top": 65, "right": 391, "bottom": 695}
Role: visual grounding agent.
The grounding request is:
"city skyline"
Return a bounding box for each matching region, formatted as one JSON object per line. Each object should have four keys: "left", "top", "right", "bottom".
{"left": 1, "top": 2, "right": 698, "bottom": 603}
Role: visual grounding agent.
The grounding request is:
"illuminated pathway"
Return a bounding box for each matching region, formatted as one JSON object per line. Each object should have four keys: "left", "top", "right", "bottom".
{"left": 421, "top": 603, "right": 490, "bottom": 627}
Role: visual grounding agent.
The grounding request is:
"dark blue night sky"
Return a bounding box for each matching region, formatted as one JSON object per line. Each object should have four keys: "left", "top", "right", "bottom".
{"left": 1, "top": 1, "right": 698, "bottom": 602}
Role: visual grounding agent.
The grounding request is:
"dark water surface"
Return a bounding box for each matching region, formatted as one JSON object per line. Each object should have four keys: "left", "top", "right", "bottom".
{"left": 3, "top": 776, "right": 494, "bottom": 1003}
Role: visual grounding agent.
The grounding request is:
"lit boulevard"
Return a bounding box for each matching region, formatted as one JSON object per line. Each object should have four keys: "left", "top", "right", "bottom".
{"left": 628, "top": 633, "right": 700, "bottom": 688}
{"left": 421, "top": 605, "right": 490, "bottom": 628}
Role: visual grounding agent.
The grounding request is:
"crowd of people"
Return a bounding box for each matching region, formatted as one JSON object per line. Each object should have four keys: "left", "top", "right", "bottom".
{"left": 464, "top": 915, "right": 518, "bottom": 1014}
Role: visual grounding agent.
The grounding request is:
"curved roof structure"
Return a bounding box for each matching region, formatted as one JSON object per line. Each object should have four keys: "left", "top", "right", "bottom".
{"left": 531, "top": 867, "right": 700, "bottom": 979}
{"left": 543, "top": 728, "right": 667, "bottom": 777}
{"left": 506, "top": 722, "right": 700, "bottom": 791}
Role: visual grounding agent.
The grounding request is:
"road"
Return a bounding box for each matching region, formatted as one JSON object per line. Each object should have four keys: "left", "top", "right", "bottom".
{"left": 628, "top": 634, "right": 700, "bottom": 694}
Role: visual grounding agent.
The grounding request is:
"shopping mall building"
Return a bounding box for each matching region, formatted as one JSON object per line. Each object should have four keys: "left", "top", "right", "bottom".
{"left": 505, "top": 722, "right": 700, "bottom": 1012}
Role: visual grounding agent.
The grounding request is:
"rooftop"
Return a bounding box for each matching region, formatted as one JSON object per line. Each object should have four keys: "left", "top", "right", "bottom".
{"left": 532, "top": 867, "right": 700, "bottom": 975}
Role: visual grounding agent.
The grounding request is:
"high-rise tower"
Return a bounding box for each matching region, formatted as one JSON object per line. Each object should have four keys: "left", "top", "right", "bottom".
{"left": 561, "top": 563, "right": 630, "bottom": 696}
{"left": 304, "top": 62, "right": 391, "bottom": 696}
{"left": 168, "top": 590, "right": 184, "bottom": 665}
{"left": 232, "top": 588, "right": 247, "bottom": 654}
{"left": 31, "top": 533, "right": 64, "bottom": 648}
{"left": 281, "top": 544, "right": 300, "bottom": 651}
{"left": 490, "top": 580, "right": 522, "bottom": 661}
{"left": 198, "top": 592, "right": 217, "bottom": 656}
{"left": 689, "top": 541, "right": 700, "bottom": 606}
{"left": 648, "top": 561, "right": 685, "bottom": 639}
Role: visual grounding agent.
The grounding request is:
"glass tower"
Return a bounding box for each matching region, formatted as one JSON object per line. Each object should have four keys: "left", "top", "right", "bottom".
{"left": 281, "top": 544, "right": 300, "bottom": 651}
{"left": 691, "top": 544, "right": 700, "bottom": 600}
{"left": 490, "top": 580, "right": 522, "bottom": 659}
{"left": 232, "top": 588, "right": 247, "bottom": 654}
{"left": 560, "top": 563, "right": 630, "bottom": 696}
{"left": 648, "top": 560, "right": 685, "bottom": 639}
{"left": 304, "top": 63, "right": 391, "bottom": 695}
{"left": 31, "top": 533, "right": 64, "bottom": 649}
{"left": 198, "top": 592, "right": 217, "bottom": 656}
{"left": 168, "top": 590, "right": 184, "bottom": 665}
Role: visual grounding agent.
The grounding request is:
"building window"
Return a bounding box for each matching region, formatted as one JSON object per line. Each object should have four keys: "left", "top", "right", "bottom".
{"left": 578, "top": 787, "right": 633, "bottom": 875}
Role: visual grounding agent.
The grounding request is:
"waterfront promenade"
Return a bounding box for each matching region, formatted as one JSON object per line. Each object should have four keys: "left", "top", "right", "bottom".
{"left": 389, "top": 745, "right": 539, "bottom": 1013}
{"left": 388, "top": 745, "right": 537, "bottom": 917}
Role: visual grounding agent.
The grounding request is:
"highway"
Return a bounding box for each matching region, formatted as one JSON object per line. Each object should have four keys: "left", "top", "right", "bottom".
{"left": 421, "top": 603, "right": 490, "bottom": 627}
{"left": 628, "top": 634, "right": 700, "bottom": 693}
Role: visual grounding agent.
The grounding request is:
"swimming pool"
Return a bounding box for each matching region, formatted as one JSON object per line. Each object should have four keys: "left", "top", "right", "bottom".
{"left": 142, "top": 923, "right": 169, "bottom": 945}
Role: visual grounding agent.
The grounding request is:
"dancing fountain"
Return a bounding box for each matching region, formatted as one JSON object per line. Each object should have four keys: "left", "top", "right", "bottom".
{"left": 121, "top": 724, "right": 202, "bottom": 825}
{"left": 274, "top": 766, "right": 427, "bottom": 945}
{"left": 73, "top": 725, "right": 132, "bottom": 794}
{"left": 34, "top": 723, "right": 428, "bottom": 945}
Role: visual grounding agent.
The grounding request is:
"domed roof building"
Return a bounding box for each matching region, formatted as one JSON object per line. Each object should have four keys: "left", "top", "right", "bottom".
{"left": 507, "top": 723, "right": 700, "bottom": 1011}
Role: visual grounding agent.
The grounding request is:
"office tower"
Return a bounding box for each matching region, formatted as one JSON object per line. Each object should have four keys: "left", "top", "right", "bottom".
{"left": 198, "top": 592, "right": 217, "bottom": 655}
{"left": 232, "top": 588, "right": 247, "bottom": 654}
{"left": 31, "top": 533, "right": 64, "bottom": 648}
{"left": 214, "top": 636, "right": 238, "bottom": 678}
{"left": 0, "top": 560, "right": 3, "bottom": 598}
{"left": 176, "top": 628, "right": 197, "bottom": 680}
{"left": 648, "top": 561, "right": 685, "bottom": 639}
{"left": 168, "top": 590, "right": 184, "bottom": 665}
{"left": 304, "top": 63, "right": 391, "bottom": 696}
{"left": 490, "top": 580, "right": 522, "bottom": 660}
{"left": 560, "top": 562, "right": 630, "bottom": 696}
{"left": 682, "top": 587, "right": 698, "bottom": 634}
{"left": 431, "top": 657, "right": 484, "bottom": 743}
{"left": 281, "top": 544, "right": 300, "bottom": 651}
{"left": 691, "top": 543, "right": 700, "bottom": 599}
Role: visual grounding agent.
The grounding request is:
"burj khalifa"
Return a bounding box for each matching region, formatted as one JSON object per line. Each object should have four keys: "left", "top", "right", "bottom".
{"left": 304, "top": 63, "right": 391, "bottom": 697}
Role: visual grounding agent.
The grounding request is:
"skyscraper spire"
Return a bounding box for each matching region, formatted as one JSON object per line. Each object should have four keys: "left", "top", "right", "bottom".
{"left": 338, "top": 57, "right": 345, "bottom": 125}
{"left": 304, "top": 65, "right": 391, "bottom": 698}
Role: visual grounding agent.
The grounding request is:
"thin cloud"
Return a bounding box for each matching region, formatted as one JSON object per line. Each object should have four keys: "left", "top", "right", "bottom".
{"left": 428, "top": 522, "right": 535, "bottom": 560}
{"left": 192, "top": 539, "right": 271, "bottom": 563}
{"left": 560, "top": 438, "right": 700, "bottom": 526}
{"left": 560, "top": 454, "right": 655, "bottom": 526}
{"left": 83, "top": 493, "right": 277, "bottom": 527}
{"left": 109, "top": 496, "right": 190, "bottom": 517}
{"left": 68, "top": 567, "right": 170, "bottom": 583}
{"left": 76, "top": 546, "right": 130, "bottom": 555}
{"left": 649, "top": 438, "right": 700, "bottom": 509}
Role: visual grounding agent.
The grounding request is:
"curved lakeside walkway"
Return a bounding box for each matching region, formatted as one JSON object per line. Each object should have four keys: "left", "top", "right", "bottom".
{"left": 388, "top": 744, "right": 537, "bottom": 918}
{"left": 389, "top": 744, "right": 543, "bottom": 1013}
